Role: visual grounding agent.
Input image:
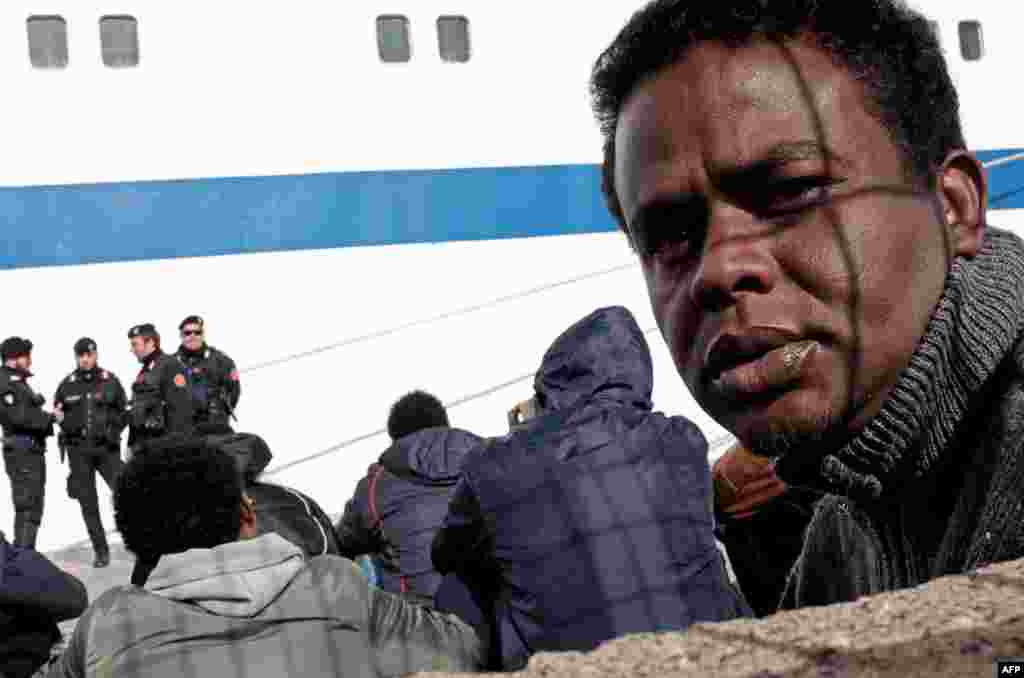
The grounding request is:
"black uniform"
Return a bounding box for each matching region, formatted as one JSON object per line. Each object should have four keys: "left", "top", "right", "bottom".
{"left": 127, "top": 351, "right": 194, "bottom": 451}
{"left": 54, "top": 366, "right": 127, "bottom": 559}
{"left": 175, "top": 345, "right": 240, "bottom": 433}
{"left": 0, "top": 366, "right": 55, "bottom": 550}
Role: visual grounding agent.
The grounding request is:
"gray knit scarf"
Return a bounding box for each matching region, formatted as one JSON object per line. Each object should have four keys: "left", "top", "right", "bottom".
{"left": 781, "top": 227, "right": 1024, "bottom": 570}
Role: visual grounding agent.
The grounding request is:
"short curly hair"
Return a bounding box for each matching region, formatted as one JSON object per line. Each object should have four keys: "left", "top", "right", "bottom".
{"left": 115, "top": 437, "right": 243, "bottom": 564}
{"left": 590, "top": 0, "right": 965, "bottom": 238}
{"left": 387, "top": 390, "right": 449, "bottom": 440}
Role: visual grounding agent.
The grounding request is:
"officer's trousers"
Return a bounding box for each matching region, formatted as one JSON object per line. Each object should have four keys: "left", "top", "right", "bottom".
{"left": 2, "top": 443, "right": 45, "bottom": 549}
{"left": 67, "top": 444, "right": 122, "bottom": 556}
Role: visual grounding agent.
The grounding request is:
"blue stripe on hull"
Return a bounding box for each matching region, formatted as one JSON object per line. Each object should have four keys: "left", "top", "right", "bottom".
{"left": 0, "top": 150, "right": 1021, "bottom": 270}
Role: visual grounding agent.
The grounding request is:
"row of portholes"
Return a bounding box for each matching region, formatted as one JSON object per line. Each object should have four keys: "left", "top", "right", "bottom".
{"left": 27, "top": 15, "right": 137, "bottom": 68}
{"left": 24, "top": 14, "right": 471, "bottom": 69}
{"left": 23, "top": 14, "right": 980, "bottom": 70}
{"left": 377, "top": 15, "right": 471, "bottom": 63}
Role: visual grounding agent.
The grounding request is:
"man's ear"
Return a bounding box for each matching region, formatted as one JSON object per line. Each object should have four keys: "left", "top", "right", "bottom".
{"left": 936, "top": 150, "right": 986, "bottom": 258}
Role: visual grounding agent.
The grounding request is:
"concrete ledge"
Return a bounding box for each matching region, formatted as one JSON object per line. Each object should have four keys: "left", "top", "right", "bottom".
{"left": 416, "top": 557, "right": 1024, "bottom": 678}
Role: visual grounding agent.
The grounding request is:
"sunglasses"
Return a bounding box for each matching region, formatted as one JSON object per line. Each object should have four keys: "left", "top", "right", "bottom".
{"left": 181, "top": 329, "right": 203, "bottom": 337}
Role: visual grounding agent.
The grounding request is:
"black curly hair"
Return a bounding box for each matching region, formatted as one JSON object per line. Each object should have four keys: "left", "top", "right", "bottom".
{"left": 590, "top": 0, "right": 965, "bottom": 240}
{"left": 387, "top": 390, "right": 449, "bottom": 440}
{"left": 115, "top": 437, "right": 243, "bottom": 564}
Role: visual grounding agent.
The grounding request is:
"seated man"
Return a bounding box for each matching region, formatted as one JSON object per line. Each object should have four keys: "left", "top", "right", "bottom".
{"left": 0, "top": 531, "right": 87, "bottom": 678}
{"left": 432, "top": 306, "right": 750, "bottom": 671}
{"left": 337, "top": 390, "right": 482, "bottom": 606}
{"left": 591, "top": 0, "right": 1024, "bottom": 609}
{"left": 128, "top": 431, "right": 342, "bottom": 586}
{"left": 49, "top": 438, "right": 483, "bottom": 678}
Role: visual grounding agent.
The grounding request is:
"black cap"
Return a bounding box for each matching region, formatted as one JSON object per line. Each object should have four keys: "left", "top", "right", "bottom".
{"left": 0, "top": 337, "right": 33, "bottom": 361}
{"left": 74, "top": 337, "right": 97, "bottom": 355}
{"left": 178, "top": 315, "right": 204, "bottom": 332}
{"left": 128, "top": 323, "right": 159, "bottom": 339}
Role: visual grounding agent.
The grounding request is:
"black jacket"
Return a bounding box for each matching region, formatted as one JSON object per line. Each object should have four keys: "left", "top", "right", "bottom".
{"left": 0, "top": 367, "right": 53, "bottom": 448}
{"left": 54, "top": 367, "right": 127, "bottom": 448}
{"left": 432, "top": 306, "right": 750, "bottom": 670}
{"left": 336, "top": 427, "right": 482, "bottom": 603}
{"left": 127, "top": 351, "right": 193, "bottom": 447}
{"left": 175, "top": 345, "right": 240, "bottom": 432}
{"left": 0, "top": 531, "right": 87, "bottom": 678}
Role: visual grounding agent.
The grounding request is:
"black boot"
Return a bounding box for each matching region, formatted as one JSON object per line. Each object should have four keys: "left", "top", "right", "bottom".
{"left": 84, "top": 512, "right": 110, "bottom": 568}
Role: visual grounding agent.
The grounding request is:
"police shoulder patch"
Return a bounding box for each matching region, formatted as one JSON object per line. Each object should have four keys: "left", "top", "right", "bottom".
{"left": 2, "top": 393, "right": 13, "bottom": 406}
{"left": 173, "top": 374, "right": 187, "bottom": 387}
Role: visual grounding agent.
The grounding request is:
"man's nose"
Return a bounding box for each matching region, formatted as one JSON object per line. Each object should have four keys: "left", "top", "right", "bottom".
{"left": 689, "top": 203, "right": 780, "bottom": 310}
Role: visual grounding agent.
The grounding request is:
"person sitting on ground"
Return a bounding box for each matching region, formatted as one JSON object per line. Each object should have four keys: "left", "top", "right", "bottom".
{"left": 336, "top": 390, "right": 483, "bottom": 606}
{"left": 128, "top": 431, "right": 342, "bottom": 586}
{"left": 0, "top": 531, "right": 87, "bottom": 678}
{"left": 432, "top": 306, "right": 750, "bottom": 671}
{"left": 49, "top": 437, "right": 483, "bottom": 678}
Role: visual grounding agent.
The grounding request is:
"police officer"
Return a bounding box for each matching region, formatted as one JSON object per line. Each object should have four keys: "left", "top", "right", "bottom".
{"left": 175, "top": 315, "right": 240, "bottom": 434}
{"left": 127, "top": 324, "right": 193, "bottom": 452}
{"left": 54, "top": 338, "right": 127, "bottom": 568}
{"left": 0, "top": 337, "right": 57, "bottom": 549}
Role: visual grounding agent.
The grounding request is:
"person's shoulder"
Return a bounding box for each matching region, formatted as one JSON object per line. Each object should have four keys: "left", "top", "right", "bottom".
{"left": 208, "top": 346, "right": 235, "bottom": 364}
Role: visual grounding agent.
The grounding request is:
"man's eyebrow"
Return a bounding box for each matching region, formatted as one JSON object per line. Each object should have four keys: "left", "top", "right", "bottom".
{"left": 714, "top": 140, "right": 849, "bottom": 178}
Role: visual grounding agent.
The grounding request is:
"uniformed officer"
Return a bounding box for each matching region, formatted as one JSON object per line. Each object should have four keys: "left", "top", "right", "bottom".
{"left": 175, "top": 315, "right": 240, "bottom": 434}
{"left": 127, "top": 324, "right": 193, "bottom": 452}
{"left": 54, "top": 338, "right": 127, "bottom": 568}
{"left": 0, "top": 337, "right": 57, "bottom": 549}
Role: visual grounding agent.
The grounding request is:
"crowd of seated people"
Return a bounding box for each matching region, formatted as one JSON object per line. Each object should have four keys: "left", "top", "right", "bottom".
{"left": 10, "top": 0, "right": 1024, "bottom": 674}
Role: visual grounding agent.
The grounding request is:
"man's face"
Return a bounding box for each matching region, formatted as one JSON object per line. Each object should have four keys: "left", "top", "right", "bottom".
{"left": 77, "top": 352, "right": 97, "bottom": 370}
{"left": 180, "top": 324, "right": 204, "bottom": 352}
{"left": 14, "top": 354, "right": 31, "bottom": 371}
{"left": 130, "top": 337, "right": 154, "bottom": 361}
{"left": 614, "top": 40, "right": 973, "bottom": 460}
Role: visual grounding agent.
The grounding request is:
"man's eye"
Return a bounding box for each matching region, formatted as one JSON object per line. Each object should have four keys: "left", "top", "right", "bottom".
{"left": 632, "top": 203, "right": 708, "bottom": 259}
{"left": 760, "top": 177, "right": 839, "bottom": 214}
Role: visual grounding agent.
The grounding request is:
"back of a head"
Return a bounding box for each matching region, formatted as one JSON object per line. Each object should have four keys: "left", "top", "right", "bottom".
{"left": 534, "top": 306, "right": 653, "bottom": 412}
{"left": 387, "top": 390, "right": 449, "bottom": 440}
{"left": 115, "top": 436, "right": 243, "bottom": 566}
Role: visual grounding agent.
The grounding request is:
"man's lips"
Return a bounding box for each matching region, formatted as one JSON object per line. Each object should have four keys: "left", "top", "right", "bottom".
{"left": 703, "top": 330, "right": 820, "bottom": 397}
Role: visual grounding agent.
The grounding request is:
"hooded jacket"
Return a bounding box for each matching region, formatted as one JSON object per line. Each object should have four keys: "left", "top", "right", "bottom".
{"left": 336, "top": 427, "right": 482, "bottom": 603}
{"left": 431, "top": 306, "right": 750, "bottom": 670}
{"left": 48, "top": 533, "right": 483, "bottom": 678}
{"left": 0, "top": 532, "right": 87, "bottom": 678}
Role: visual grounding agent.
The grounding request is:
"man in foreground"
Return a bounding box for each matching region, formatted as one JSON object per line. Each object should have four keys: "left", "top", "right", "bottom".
{"left": 49, "top": 438, "right": 483, "bottom": 677}
{"left": 591, "top": 0, "right": 1024, "bottom": 608}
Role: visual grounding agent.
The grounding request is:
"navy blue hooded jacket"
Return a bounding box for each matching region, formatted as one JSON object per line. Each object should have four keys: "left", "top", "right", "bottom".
{"left": 0, "top": 532, "right": 87, "bottom": 678}
{"left": 431, "top": 306, "right": 750, "bottom": 670}
{"left": 336, "top": 426, "right": 483, "bottom": 603}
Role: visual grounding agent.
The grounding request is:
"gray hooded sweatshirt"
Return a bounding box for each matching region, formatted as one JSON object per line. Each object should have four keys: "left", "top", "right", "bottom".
{"left": 47, "top": 533, "right": 482, "bottom": 677}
